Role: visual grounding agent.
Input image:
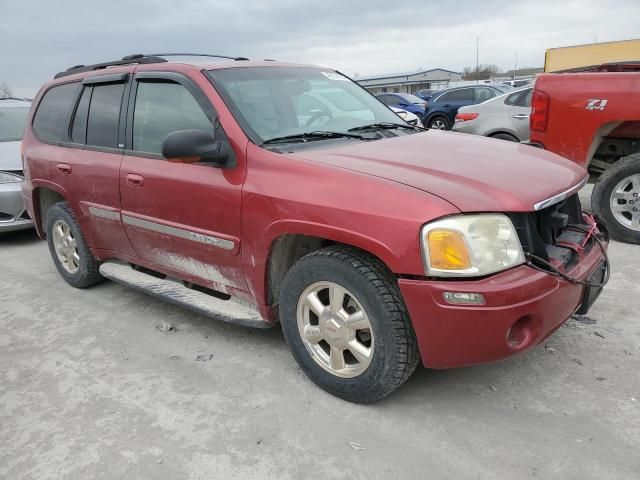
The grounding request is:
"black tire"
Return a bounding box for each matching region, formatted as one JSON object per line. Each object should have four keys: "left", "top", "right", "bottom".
{"left": 426, "top": 115, "right": 451, "bottom": 131}
{"left": 490, "top": 132, "right": 519, "bottom": 142}
{"left": 45, "top": 202, "right": 103, "bottom": 288}
{"left": 279, "top": 245, "right": 420, "bottom": 403}
{"left": 592, "top": 153, "right": 640, "bottom": 244}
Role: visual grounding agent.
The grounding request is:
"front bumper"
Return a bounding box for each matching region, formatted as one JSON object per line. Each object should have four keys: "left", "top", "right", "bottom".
{"left": 400, "top": 240, "right": 606, "bottom": 369}
{"left": 0, "top": 181, "right": 33, "bottom": 232}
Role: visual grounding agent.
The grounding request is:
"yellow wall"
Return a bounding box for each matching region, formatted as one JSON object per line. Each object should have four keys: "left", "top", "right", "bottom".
{"left": 545, "top": 39, "right": 640, "bottom": 72}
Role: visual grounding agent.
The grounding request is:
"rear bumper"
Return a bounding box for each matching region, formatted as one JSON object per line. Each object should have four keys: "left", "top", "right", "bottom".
{"left": 0, "top": 181, "right": 33, "bottom": 232}
{"left": 399, "top": 242, "right": 606, "bottom": 369}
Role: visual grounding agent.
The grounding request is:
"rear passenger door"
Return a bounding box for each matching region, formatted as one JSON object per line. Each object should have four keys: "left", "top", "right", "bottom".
{"left": 119, "top": 71, "right": 246, "bottom": 293}
{"left": 507, "top": 88, "right": 532, "bottom": 141}
{"left": 31, "top": 72, "right": 136, "bottom": 256}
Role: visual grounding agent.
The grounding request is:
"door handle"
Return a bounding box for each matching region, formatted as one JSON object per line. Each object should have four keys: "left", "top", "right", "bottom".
{"left": 512, "top": 114, "right": 530, "bottom": 119}
{"left": 56, "top": 163, "right": 72, "bottom": 174}
{"left": 125, "top": 174, "right": 144, "bottom": 187}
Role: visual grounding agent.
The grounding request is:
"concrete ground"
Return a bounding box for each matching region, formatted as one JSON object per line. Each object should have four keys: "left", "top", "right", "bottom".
{"left": 1, "top": 189, "right": 639, "bottom": 480}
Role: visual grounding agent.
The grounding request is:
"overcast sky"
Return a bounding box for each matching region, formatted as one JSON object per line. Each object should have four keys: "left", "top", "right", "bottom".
{"left": 1, "top": 0, "right": 639, "bottom": 96}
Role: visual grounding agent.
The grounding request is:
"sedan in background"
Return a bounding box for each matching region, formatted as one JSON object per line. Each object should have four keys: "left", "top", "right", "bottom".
{"left": 376, "top": 93, "right": 427, "bottom": 117}
{"left": 422, "top": 84, "right": 513, "bottom": 131}
{"left": 452, "top": 86, "right": 532, "bottom": 142}
{"left": 0, "top": 98, "right": 33, "bottom": 232}
{"left": 415, "top": 88, "right": 435, "bottom": 101}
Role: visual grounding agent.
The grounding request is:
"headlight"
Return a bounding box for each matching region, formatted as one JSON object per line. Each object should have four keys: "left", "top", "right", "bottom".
{"left": 421, "top": 214, "right": 525, "bottom": 277}
{"left": 0, "top": 172, "right": 24, "bottom": 184}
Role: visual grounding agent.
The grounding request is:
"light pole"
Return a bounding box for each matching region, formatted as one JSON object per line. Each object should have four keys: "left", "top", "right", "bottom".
{"left": 514, "top": 51, "right": 518, "bottom": 81}
{"left": 476, "top": 37, "right": 479, "bottom": 84}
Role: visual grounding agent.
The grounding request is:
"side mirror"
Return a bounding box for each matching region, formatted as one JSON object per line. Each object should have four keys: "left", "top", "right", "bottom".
{"left": 161, "top": 129, "right": 233, "bottom": 167}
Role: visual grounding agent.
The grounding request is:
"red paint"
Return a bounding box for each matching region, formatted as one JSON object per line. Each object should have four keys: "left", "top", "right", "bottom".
{"left": 530, "top": 72, "right": 640, "bottom": 167}
{"left": 22, "top": 60, "right": 608, "bottom": 369}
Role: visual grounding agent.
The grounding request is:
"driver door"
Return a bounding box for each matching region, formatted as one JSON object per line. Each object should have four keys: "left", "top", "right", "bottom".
{"left": 119, "top": 71, "right": 247, "bottom": 292}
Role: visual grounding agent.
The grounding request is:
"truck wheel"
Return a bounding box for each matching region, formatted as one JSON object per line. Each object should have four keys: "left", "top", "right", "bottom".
{"left": 45, "top": 202, "right": 103, "bottom": 288}
{"left": 279, "top": 245, "right": 420, "bottom": 403}
{"left": 427, "top": 116, "right": 450, "bottom": 130}
{"left": 592, "top": 153, "right": 640, "bottom": 244}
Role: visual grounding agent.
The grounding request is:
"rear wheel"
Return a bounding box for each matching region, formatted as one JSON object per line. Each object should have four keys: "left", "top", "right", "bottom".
{"left": 490, "top": 132, "right": 519, "bottom": 142}
{"left": 279, "top": 245, "right": 420, "bottom": 403}
{"left": 426, "top": 116, "right": 450, "bottom": 130}
{"left": 45, "top": 202, "right": 103, "bottom": 288}
{"left": 592, "top": 153, "right": 640, "bottom": 244}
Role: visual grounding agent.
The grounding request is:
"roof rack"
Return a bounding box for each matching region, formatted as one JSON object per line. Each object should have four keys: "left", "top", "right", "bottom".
{"left": 54, "top": 53, "right": 249, "bottom": 79}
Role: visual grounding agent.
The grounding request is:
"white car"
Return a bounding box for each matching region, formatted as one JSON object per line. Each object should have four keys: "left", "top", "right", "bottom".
{"left": 452, "top": 87, "right": 532, "bottom": 142}
{"left": 0, "top": 98, "right": 33, "bottom": 232}
{"left": 391, "top": 107, "right": 423, "bottom": 128}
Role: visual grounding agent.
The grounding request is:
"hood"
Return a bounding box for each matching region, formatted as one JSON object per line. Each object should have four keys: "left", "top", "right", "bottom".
{"left": 288, "top": 131, "right": 587, "bottom": 212}
{"left": 0, "top": 141, "right": 23, "bottom": 171}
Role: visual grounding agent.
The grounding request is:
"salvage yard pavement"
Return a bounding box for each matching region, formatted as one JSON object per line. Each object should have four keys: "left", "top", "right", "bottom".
{"left": 1, "top": 189, "right": 639, "bottom": 480}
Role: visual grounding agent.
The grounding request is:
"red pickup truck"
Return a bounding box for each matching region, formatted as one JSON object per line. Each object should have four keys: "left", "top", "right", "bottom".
{"left": 22, "top": 54, "right": 608, "bottom": 402}
{"left": 530, "top": 63, "right": 640, "bottom": 243}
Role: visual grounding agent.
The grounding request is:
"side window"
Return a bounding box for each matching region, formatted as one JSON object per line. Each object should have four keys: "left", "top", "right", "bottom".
{"left": 518, "top": 89, "right": 533, "bottom": 107}
{"left": 132, "top": 81, "right": 213, "bottom": 155}
{"left": 474, "top": 88, "right": 497, "bottom": 102}
{"left": 32, "top": 82, "right": 81, "bottom": 142}
{"left": 504, "top": 90, "right": 522, "bottom": 106}
{"left": 86, "top": 83, "right": 125, "bottom": 149}
{"left": 435, "top": 91, "right": 451, "bottom": 102}
{"left": 71, "top": 86, "right": 91, "bottom": 144}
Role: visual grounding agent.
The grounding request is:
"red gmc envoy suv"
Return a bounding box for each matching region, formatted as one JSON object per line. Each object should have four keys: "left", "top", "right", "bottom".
{"left": 22, "top": 54, "right": 609, "bottom": 403}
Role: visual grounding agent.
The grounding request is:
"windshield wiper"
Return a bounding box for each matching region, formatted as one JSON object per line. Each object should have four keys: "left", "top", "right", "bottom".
{"left": 262, "top": 130, "right": 365, "bottom": 145}
{"left": 348, "top": 122, "right": 421, "bottom": 132}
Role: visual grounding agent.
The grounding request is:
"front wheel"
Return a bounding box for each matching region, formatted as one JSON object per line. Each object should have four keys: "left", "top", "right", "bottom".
{"left": 279, "top": 246, "right": 420, "bottom": 403}
{"left": 592, "top": 153, "right": 640, "bottom": 244}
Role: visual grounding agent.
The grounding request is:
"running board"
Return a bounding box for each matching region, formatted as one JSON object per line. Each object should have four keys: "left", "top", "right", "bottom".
{"left": 99, "top": 261, "right": 270, "bottom": 329}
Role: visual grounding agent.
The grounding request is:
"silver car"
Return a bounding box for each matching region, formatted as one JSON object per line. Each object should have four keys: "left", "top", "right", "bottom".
{"left": 452, "top": 87, "right": 532, "bottom": 142}
{"left": 0, "top": 98, "right": 33, "bottom": 232}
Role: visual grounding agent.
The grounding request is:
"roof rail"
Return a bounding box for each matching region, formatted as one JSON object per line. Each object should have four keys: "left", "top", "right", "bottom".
{"left": 54, "top": 54, "right": 167, "bottom": 79}
{"left": 144, "top": 53, "right": 250, "bottom": 61}
{"left": 54, "top": 53, "right": 250, "bottom": 80}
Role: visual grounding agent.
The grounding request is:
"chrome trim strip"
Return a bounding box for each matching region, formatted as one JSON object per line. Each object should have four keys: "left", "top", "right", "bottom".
{"left": 89, "top": 206, "right": 121, "bottom": 221}
{"left": 121, "top": 215, "right": 235, "bottom": 250}
{"left": 534, "top": 176, "right": 588, "bottom": 211}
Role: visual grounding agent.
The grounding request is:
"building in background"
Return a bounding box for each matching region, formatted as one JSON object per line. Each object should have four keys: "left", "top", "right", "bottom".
{"left": 545, "top": 38, "right": 640, "bottom": 72}
{"left": 356, "top": 68, "right": 463, "bottom": 95}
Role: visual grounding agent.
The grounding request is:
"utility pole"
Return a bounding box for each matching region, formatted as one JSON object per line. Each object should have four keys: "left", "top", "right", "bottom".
{"left": 476, "top": 37, "right": 479, "bottom": 84}
{"left": 514, "top": 51, "right": 518, "bottom": 81}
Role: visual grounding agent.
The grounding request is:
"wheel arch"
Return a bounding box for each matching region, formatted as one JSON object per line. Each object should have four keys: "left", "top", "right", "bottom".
{"left": 586, "top": 121, "right": 640, "bottom": 171}
{"left": 263, "top": 223, "right": 399, "bottom": 308}
{"left": 487, "top": 130, "right": 521, "bottom": 141}
{"left": 31, "top": 181, "right": 69, "bottom": 238}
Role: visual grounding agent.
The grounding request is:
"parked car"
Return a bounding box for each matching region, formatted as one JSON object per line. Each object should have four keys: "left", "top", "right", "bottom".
{"left": 415, "top": 89, "right": 435, "bottom": 101}
{"left": 423, "top": 84, "right": 514, "bottom": 130}
{"left": 501, "top": 79, "right": 532, "bottom": 88}
{"left": 0, "top": 97, "right": 33, "bottom": 232}
{"left": 529, "top": 62, "right": 640, "bottom": 244}
{"left": 452, "top": 87, "right": 532, "bottom": 141}
{"left": 375, "top": 93, "right": 427, "bottom": 116}
{"left": 391, "top": 107, "right": 423, "bottom": 127}
{"left": 22, "top": 54, "right": 608, "bottom": 403}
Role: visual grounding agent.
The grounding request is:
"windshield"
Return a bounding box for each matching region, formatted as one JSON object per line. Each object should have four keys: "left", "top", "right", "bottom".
{"left": 206, "top": 67, "right": 407, "bottom": 144}
{"left": 397, "top": 93, "right": 425, "bottom": 104}
{"left": 0, "top": 107, "right": 30, "bottom": 142}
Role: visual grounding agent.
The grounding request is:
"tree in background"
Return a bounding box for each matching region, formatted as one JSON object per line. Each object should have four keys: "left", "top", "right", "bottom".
{"left": 0, "top": 82, "right": 13, "bottom": 98}
{"left": 462, "top": 64, "right": 500, "bottom": 81}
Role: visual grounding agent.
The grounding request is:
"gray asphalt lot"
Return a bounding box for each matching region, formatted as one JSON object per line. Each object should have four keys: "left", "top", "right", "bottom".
{"left": 1, "top": 189, "right": 639, "bottom": 480}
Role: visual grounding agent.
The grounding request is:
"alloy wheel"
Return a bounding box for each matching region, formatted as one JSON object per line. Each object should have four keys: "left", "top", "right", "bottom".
{"left": 610, "top": 174, "right": 640, "bottom": 231}
{"left": 52, "top": 219, "right": 80, "bottom": 274}
{"left": 296, "top": 281, "right": 374, "bottom": 378}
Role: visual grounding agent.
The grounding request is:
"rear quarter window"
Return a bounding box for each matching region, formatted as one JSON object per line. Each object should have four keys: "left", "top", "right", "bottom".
{"left": 32, "top": 82, "right": 81, "bottom": 142}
